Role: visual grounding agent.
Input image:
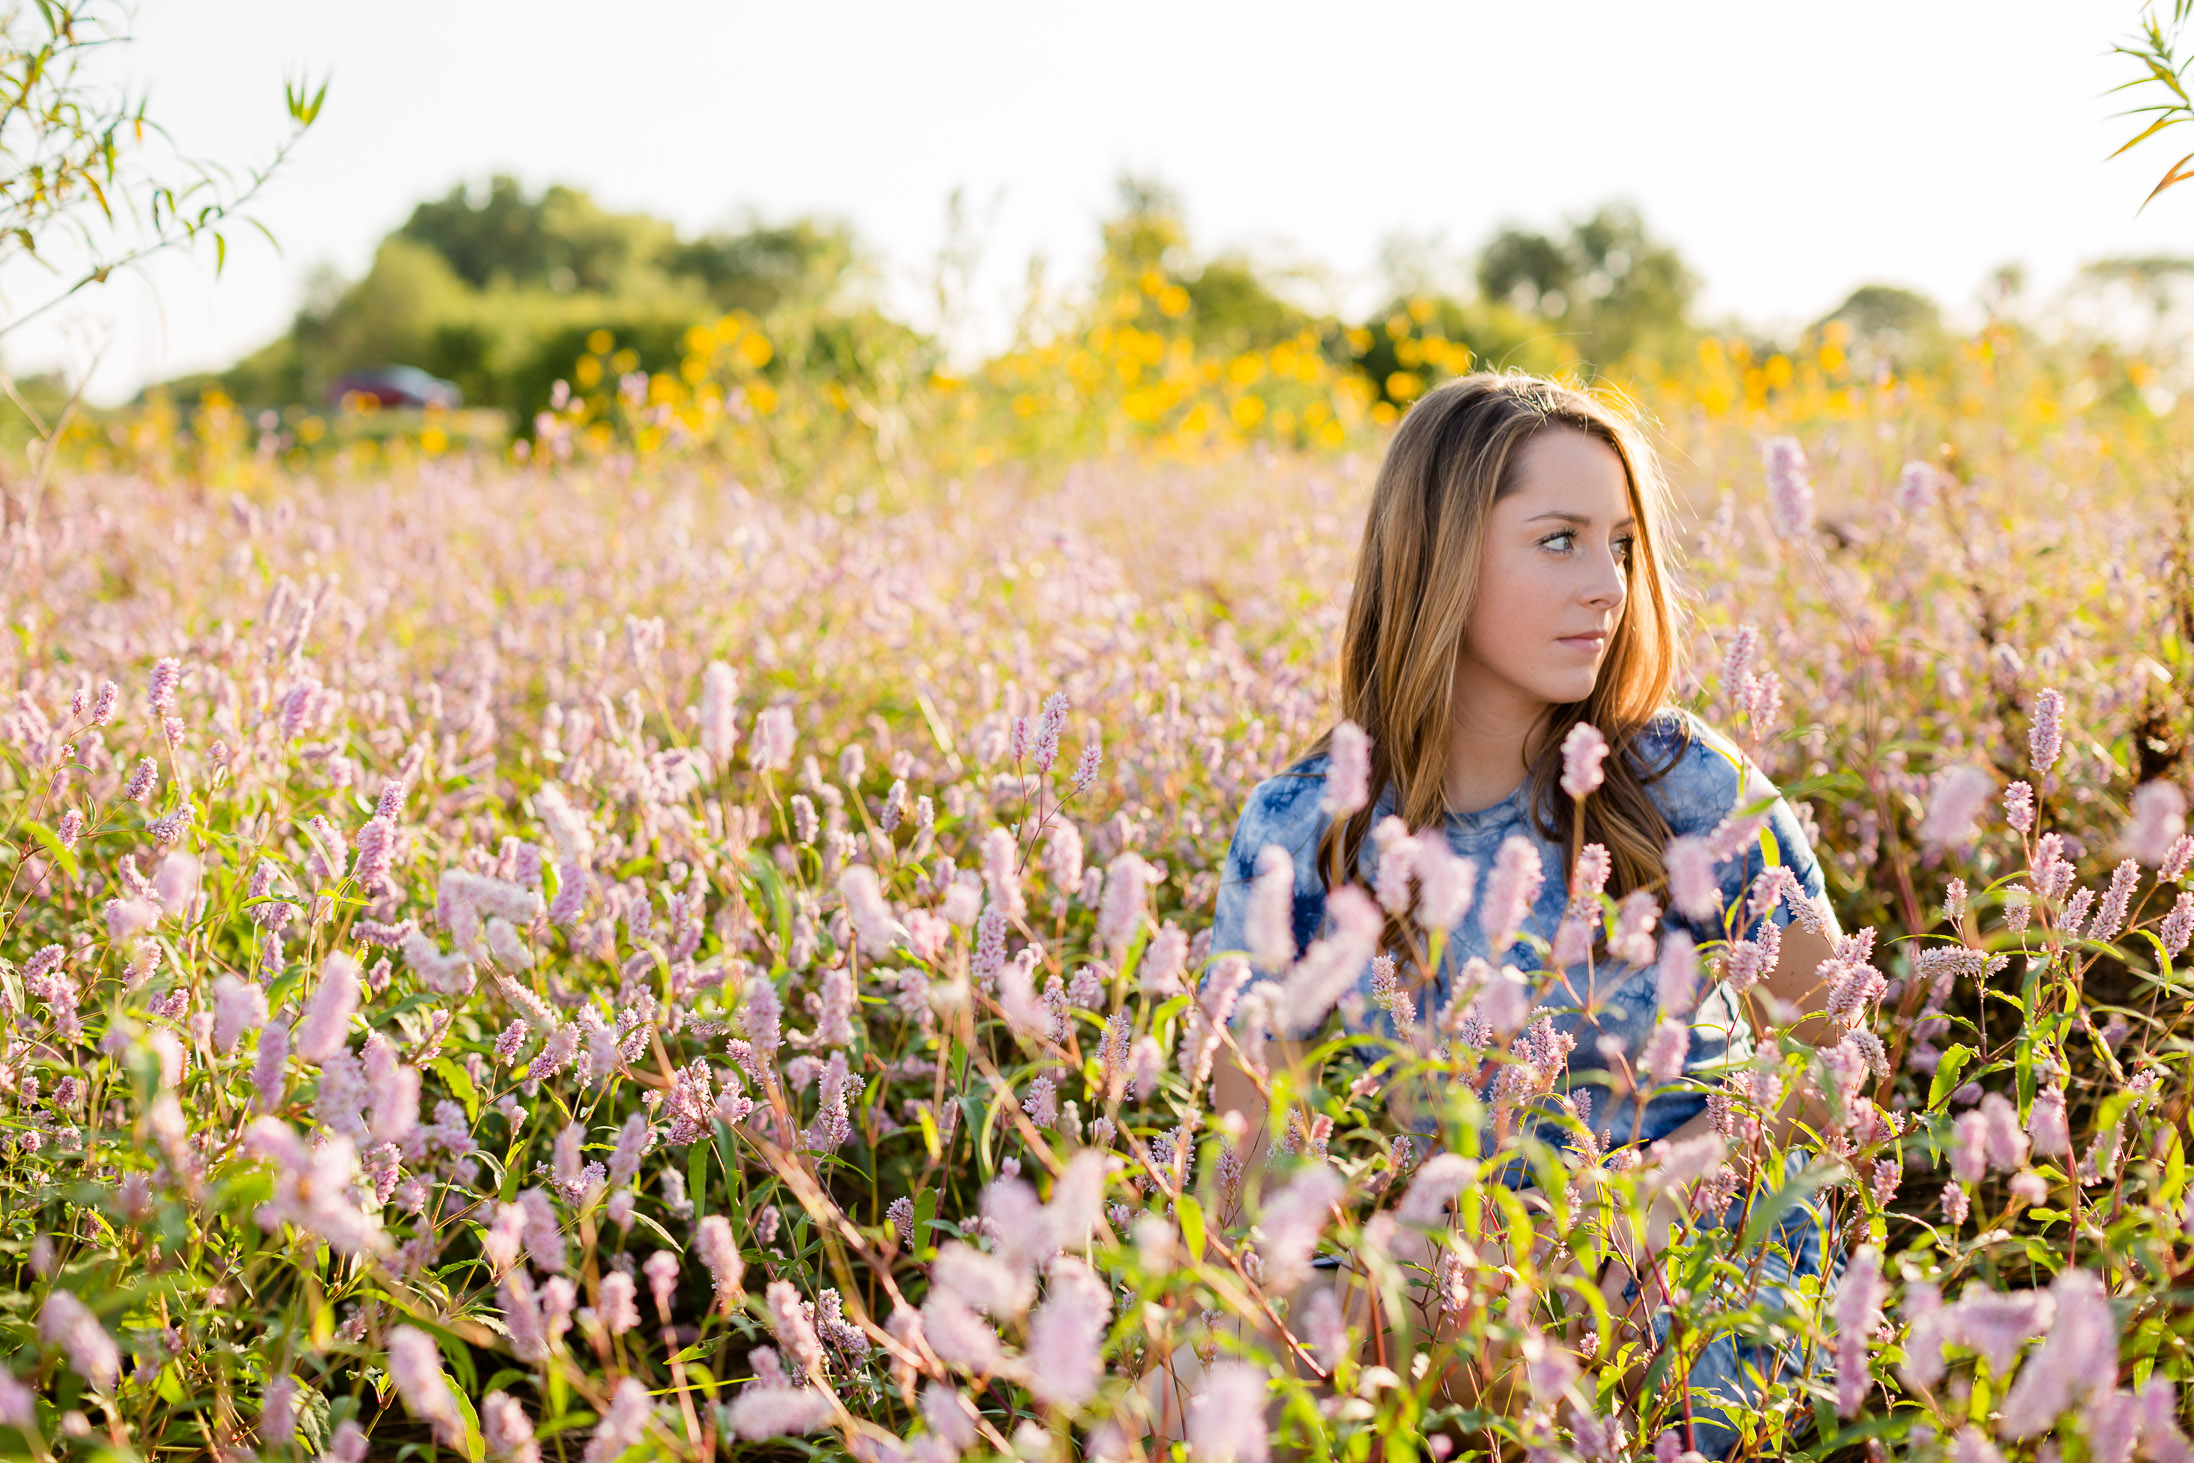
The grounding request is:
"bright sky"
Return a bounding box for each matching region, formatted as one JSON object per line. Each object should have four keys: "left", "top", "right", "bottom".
{"left": 4, "top": 0, "right": 2185, "bottom": 403}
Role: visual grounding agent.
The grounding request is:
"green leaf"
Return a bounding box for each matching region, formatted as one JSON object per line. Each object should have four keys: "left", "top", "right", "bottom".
{"left": 430, "top": 1057, "right": 479, "bottom": 1123}
{"left": 1177, "top": 1195, "right": 1207, "bottom": 1262}
{"left": 22, "top": 819, "right": 80, "bottom": 880}
{"left": 914, "top": 1188, "right": 938, "bottom": 1240}
{"left": 688, "top": 1142, "right": 709, "bottom": 1224}
{"left": 1928, "top": 1044, "right": 1975, "bottom": 1110}
{"left": 447, "top": 1384, "right": 485, "bottom": 1463}
{"left": 1740, "top": 1157, "right": 1841, "bottom": 1254}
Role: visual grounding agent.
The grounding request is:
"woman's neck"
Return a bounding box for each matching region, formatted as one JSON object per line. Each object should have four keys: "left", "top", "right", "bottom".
{"left": 1444, "top": 699, "right": 1553, "bottom": 815}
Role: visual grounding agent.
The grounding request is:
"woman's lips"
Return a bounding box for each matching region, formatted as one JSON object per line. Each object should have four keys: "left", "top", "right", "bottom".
{"left": 1558, "top": 633, "right": 1607, "bottom": 651}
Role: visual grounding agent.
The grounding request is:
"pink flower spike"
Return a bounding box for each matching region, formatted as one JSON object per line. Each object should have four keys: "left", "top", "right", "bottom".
{"left": 1560, "top": 721, "right": 1609, "bottom": 799}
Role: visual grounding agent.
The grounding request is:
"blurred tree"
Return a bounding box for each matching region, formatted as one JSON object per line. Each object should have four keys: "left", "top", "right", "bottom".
{"left": 1093, "top": 175, "right": 1320, "bottom": 352}
{"left": 1474, "top": 202, "right": 1699, "bottom": 371}
{"left": 1811, "top": 283, "right": 1949, "bottom": 375}
{"left": 397, "top": 176, "right": 673, "bottom": 294}
{"left": 666, "top": 217, "right": 857, "bottom": 315}
{"left": 172, "top": 177, "right": 875, "bottom": 419}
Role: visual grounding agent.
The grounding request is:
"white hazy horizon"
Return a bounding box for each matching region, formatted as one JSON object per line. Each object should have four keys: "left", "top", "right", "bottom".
{"left": 2, "top": 0, "right": 2186, "bottom": 405}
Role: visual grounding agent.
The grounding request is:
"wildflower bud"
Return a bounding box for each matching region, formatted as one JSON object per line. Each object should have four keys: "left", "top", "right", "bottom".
{"left": 123, "top": 757, "right": 157, "bottom": 804}
{"left": 1763, "top": 436, "right": 1815, "bottom": 539}
{"left": 2003, "top": 780, "right": 2035, "bottom": 834}
{"left": 1560, "top": 721, "right": 1609, "bottom": 798}
{"left": 91, "top": 681, "right": 118, "bottom": 726}
{"left": 698, "top": 661, "right": 741, "bottom": 768}
{"left": 1920, "top": 766, "right": 1993, "bottom": 853}
{"left": 294, "top": 952, "right": 362, "bottom": 1063}
{"left": 1895, "top": 461, "right": 1940, "bottom": 512}
{"left": 56, "top": 809, "right": 84, "bottom": 849}
{"left": 2029, "top": 689, "right": 2065, "bottom": 777}
{"left": 1663, "top": 835, "right": 1720, "bottom": 921}
{"left": 2125, "top": 781, "right": 2188, "bottom": 868}
{"left": 750, "top": 705, "right": 796, "bottom": 772}
{"left": 148, "top": 657, "right": 181, "bottom": 718}
{"left": 1322, "top": 720, "right": 1371, "bottom": 816}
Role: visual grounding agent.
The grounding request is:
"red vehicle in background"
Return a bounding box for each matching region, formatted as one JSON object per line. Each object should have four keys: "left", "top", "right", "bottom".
{"left": 326, "top": 365, "right": 462, "bottom": 410}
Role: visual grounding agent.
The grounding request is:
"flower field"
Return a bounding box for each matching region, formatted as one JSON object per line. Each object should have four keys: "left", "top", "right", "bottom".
{"left": 3, "top": 329, "right": 2193, "bottom": 1463}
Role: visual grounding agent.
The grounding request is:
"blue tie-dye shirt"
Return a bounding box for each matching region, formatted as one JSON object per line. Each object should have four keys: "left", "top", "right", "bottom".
{"left": 1202, "top": 706, "right": 1835, "bottom": 1151}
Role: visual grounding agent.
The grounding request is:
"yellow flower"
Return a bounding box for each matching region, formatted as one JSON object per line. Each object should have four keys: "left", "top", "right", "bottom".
{"left": 1230, "top": 395, "right": 1267, "bottom": 430}
{"left": 586, "top": 328, "right": 615, "bottom": 356}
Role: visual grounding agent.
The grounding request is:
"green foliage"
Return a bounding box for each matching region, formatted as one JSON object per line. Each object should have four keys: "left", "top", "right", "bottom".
{"left": 2112, "top": 0, "right": 2194, "bottom": 208}
{"left": 1474, "top": 201, "right": 1700, "bottom": 372}
{"left": 0, "top": 0, "right": 325, "bottom": 343}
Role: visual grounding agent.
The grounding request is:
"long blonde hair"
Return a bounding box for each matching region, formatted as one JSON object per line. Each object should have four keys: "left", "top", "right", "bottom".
{"left": 1309, "top": 371, "right": 1689, "bottom": 905}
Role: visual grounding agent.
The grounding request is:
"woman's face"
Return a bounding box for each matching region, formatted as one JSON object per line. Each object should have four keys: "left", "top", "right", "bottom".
{"left": 1454, "top": 426, "right": 1634, "bottom": 717}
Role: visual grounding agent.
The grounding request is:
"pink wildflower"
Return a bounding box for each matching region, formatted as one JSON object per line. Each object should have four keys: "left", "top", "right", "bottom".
{"left": 2125, "top": 781, "right": 2187, "bottom": 866}
{"left": 980, "top": 825, "right": 1024, "bottom": 920}
{"left": 293, "top": 951, "right": 361, "bottom": 1063}
{"left": 698, "top": 661, "right": 741, "bottom": 767}
{"left": 482, "top": 1391, "right": 543, "bottom": 1463}
{"left": 2004, "top": 779, "right": 2035, "bottom": 833}
{"left": 1022, "top": 1257, "right": 1111, "bottom": 1406}
{"left": 1896, "top": 460, "right": 1940, "bottom": 510}
{"left": 1096, "top": 853, "right": 1151, "bottom": 960}
{"left": 1479, "top": 835, "right": 1544, "bottom": 951}
{"left": 123, "top": 756, "right": 156, "bottom": 803}
{"left": 1280, "top": 885, "right": 1381, "bottom": 1036}
{"left": 1245, "top": 844, "right": 1297, "bottom": 970}
{"left": 212, "top": 973, "right": 268, "bottom": 1054}
{"left": 1664, "top": 835, "right": 1719, "bottom": 920}
{"left": 1763, "top": 436, "right": 1815, "bottom": 539}
{"left": 838, "top": 864, "right": 906, "bottom": 956}
{"left": 750, "top": 705, "right": 796, "bottom": 771}
{"left": 2030, "top": 689, "right": 2065, "bottom": 777}
{"left": 1187, "top": 1361, "right": 1272, "bottom": 1463}
{"left": 386, "top": 1326, "right": 464, "bottom": 1448}
{"left": 1999, "top": 1268, "right": 2118, "bottom": 1438}
{"left": 1560, "top": 721, "right": 1609, "bottom": 798}
{"left": 697, "top": 1213, "right": 746, "bottom": 1313}
{"left": 1656, "top": 929, "right": 1700, "bottom": 1013}
{"left": 2028, "top": 1085, "right": 2071, "bottom": 1157}
{"left": 727, "top": 1375, "right": 834, "bottom": 1440}
{"left": 1834, "top": 1244, "right": 1884, "bottom": 1417}
{"left": 2161, "top": 892, "right": 2194, "bottom": 957}
{"left": 2087, "top": 858, "right": 2141, "bottom": 943}
{"left": 1322, "top": 719, "right": 1370, "bottom": 816}
{"left": 584, "top": 1376, "right": 655, "bottom": 1463}
{"left": 1920, "top": 765, "right": 1994, "bottom": 852}
{"left": 38, "top": 1290, "right": 119, "bottom": 1392}
{"left": 595, "top": 1271, "right": 640, "bottom": 1335}
{"left": 1414, "top": 839, "right": 1476, "bottom": 931}
{"left": 643, "top": 1249, "right": 679, "bottom": 1315}
{"left": 1043, "top": 819, "right": 1084, "bottom": 897}
{"left": 1979, "top": 1091, "right": 2029, "bottom": 1172}
{"left": 1643, "top": 1018, "right": 1689, "bottom": 1087}
{"left": 768, "top": 1280, "right": 827, "bottom": 1378}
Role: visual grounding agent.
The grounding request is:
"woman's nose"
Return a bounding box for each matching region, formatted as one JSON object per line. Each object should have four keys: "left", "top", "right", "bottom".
{"left": 1587, "top": 552, "right": 1627, "bottom": 608}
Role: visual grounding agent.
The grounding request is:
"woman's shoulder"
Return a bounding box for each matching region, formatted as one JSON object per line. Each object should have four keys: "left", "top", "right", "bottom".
{"left": 1629, "top": 707, "right": 1770, "bottom": 832}
{"left": 1226, "top": 752, "right": 1333, "bottom": 875}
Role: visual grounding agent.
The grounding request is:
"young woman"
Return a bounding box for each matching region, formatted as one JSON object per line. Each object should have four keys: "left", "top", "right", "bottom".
{"left": 1147, "top": 373, "right": 1847, "bottom": 1459}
